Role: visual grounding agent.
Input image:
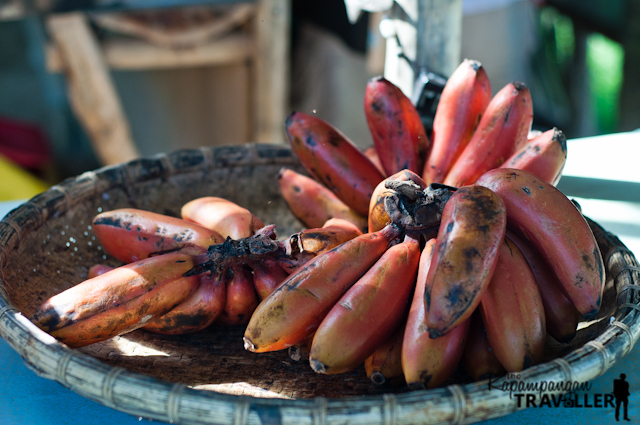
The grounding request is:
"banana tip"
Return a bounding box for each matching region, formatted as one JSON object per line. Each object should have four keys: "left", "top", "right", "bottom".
{"left": 309, "top": 358, "right": 328, "bottom": 374}
{"left": 581, "top": 308, "right": 599, "bottom": 321}
{"left": 554, "top": 332, "right": 577, "bottom": 344}
{"left": 466, "top": 58, "right": 482, "bottom": 71}
{"left": 407, "top": 382, "right": 427, "bottom": 391}
{"left": 428, "top": 328, "right": 443, "bottom": 339}
{"left": 243, "top": 337, "right": 257, "bottom": 352}
{"left": 369, "top": 372, "right": 386, "bottom": 386}
{"left": 512, "top": 81, "right": 527, "bottom": 91}
{"left": 288, "top": 346, "right": 303, "bottom": 362}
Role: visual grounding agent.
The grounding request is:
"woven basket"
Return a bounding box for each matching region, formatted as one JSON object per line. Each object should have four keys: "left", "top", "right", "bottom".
{"left": 0, "top": 144, "right": 639, "bottom": 425}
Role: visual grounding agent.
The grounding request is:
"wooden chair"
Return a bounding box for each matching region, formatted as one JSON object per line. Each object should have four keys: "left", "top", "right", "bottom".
{"left": 45, "top": 1, "right": 290, "bottom": 166}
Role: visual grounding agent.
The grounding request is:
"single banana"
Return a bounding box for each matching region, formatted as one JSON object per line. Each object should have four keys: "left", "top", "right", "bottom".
{"left": 364, "top": 77, "right": 430, "bottom": 176}
{"left": 181, "top": 197, "right": 264, "bottom": 240}
{"left": 285, "top": 111, "right": 384, "bottom": 216}
{"left": 424, "top": 59, "right": 492, "bottom": 185}
{"left": 479, "top": 237, "right": 546, "bottom": 372}
{"left": 251, "top": 260, "right": 290, "bottom": 300}
{"left": 506, "top": 229, "right": 580, "bottom": 343}
{"left": 425, "top": 185, "right": 506, "bottom": 337}
{"left": 475, "top": 168, "right": 605, "bottom": 318}
{"left": 92, "top": 208, "right": 224, "bottom": 263}
{"left": 217, "top": 266, "right": 259, "bottom": 325}
{"left": 403, "top": 238, "right": 470, "bottom": 389}
{"left": 500, "top": 128, "right": 567, "bottom": 186}
{"left": 278, "top": 168, "right": 367, "bottom": 231}
{"left": 365, "top": 325, "right": 405, "bottom": 386}
{"left": 461, "top": 311, "right": 506, "bottom": 381}
{"left": 443, "top": 82, "right": 533, "bottom": 187}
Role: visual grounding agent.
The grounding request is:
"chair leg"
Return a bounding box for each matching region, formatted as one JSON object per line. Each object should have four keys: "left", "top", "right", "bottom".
{"left": 252, "top": 0, "right": 290, "bottom": 144}
{"left": 46, "top": 12, "right": 139, "bottom": 165}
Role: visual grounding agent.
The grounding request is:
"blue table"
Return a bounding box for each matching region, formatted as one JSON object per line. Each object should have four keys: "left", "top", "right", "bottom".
{"left": 2, "top": 132, "right": 640, "bottom": 424}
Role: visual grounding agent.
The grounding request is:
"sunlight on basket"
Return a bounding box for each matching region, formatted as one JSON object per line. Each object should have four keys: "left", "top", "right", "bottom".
{"left": 193, "top": 382, "right": 291, "bottom": 399}
{"left": 112, "top": 336, "right": 170, "bottom": 357}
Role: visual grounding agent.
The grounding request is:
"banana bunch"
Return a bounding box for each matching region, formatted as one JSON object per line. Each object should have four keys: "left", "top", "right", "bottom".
{"left": 246, "top": 58, "right": 602, "bottom": 387}
{"left": 30, "top": 197, "right": 362, "bottom": 347}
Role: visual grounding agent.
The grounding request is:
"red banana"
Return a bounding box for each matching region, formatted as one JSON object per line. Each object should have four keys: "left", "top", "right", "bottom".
{"left": 243, "top": 224, "right": 401, "bottom": 353}
{"left": 363, "top": 146, "right": 386, "bottom": 175}
{"left": 30, "top": 253, "right": 201, "bottom": 347}
{"left": 506, "top": 229, "right": 580, "bottom": 343}
{"left": 364, "top": 77, "right": 430, "bottom": 176}
{"left": 309, "top": 237, "right": 420, "bottom": 375}
{"left": 424, "top": 59, "right": 492, "bottom": 185}
{"left": 479, "top": 237, "right": 546, "bottom": 372}
{"left": 475, "top": 168, "right": 605, "bottom": 318}
{"left": 87, "top": 264, "right": 114, "bottom": 279}
{"left": 402, "top": 238, "right": 470, "bottom": 389}
{"left": 285, "top": 111, "right": 384, "bottom": 216}
{"left": 500, "top": 127, "right": 567, "bottom": 186}
{"left": 143, "top": 272, "right": 226, "bottom": 335}
{"left": 251, "top": 260, "right": 290, "bottom": 300}
{"left": 277, "top": 168, "right": 367, "bottom": 231}
{"left": 322, "top": 217, "right": 363, "bottom": 234}
{"left": 92, "top": 208, "right": 224, "bottom": 263}
{"left": 461, "top": 312, "right": 505, "bottom": 381}
{"left": 181, "top": 197, "right": 264, "bottom": 240}
{"left": 425, "top": 185, "right": 506, "bottom": 337}
{"left": 443, "top": 82, "right": 533, "bottom": 187}
{"left": 365, "top": 326, "right": 405, "bottom": 386}
{"left": 217, "top": 266, "right": 259, "bottom": 325}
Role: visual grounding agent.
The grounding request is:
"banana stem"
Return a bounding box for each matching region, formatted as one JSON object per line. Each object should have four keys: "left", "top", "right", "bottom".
{"left": 184, "top": 225, "right": 285, "bottom": 277}
{"left": 384, "top": 182, "right": 457, "bottom": 235}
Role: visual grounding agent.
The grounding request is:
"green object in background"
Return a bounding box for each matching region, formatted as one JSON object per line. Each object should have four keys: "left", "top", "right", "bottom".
{"left": 587, "top": 33, "right": 625, "bottom": 134}
{"left": 550, "top": 9, "right": 574, "bottom": 69}
{"left": 538, "top": 6, "right": 626, "bottom": 136}
{"left": 0, "top": 153, "right": 49, "bottom": 201}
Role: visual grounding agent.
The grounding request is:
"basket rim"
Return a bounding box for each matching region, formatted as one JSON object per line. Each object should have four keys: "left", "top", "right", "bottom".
{"left": 0, "top": 143, "right": 639, "bottom": 425}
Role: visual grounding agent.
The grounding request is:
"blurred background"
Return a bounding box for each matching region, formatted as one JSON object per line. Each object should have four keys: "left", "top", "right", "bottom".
{"left": 0, "top": 0, "right": 637, "bottom": 201}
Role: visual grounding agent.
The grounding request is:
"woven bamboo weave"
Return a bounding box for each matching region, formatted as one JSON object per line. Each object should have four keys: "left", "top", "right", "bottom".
{"left": 0, "top": 144, "right": 638, "bottom": 424}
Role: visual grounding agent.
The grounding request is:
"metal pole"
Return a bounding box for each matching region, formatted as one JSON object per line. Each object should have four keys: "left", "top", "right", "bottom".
{"left": 382, "top": 0, "right": 462, "bottom": 96}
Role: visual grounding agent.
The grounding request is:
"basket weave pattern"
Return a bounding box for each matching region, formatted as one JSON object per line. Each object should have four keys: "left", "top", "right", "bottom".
{"left": 0, "top": 144, "right": 638, "bottom": 424}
